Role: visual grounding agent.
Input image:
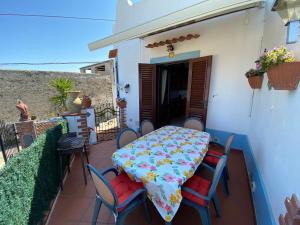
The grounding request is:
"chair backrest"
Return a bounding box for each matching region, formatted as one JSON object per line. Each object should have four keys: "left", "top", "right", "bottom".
{"left": 208, "top": 156, "right": 227, "bottom": 198}
{"left": 224, "top": 134, "right": 235, "bottom": 156}
{"left": 87, "top": 164, "right": 118, "bottom": 210}
{"left": 140, "top": 120, "right": 154, "bottom": 136}
{"left": 116, "top": 128, "right": 138, "bottom": 149}
{"left": 183, "top": 117, "right": 204, "bottom": 131}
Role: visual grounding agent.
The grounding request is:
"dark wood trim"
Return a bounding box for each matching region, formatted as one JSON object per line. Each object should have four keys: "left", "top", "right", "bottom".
{"left": 186, "top": 55, "right": 213, "bottom": 126}
{"left": 139, "top": 63, "right": 157, "bottom": 125}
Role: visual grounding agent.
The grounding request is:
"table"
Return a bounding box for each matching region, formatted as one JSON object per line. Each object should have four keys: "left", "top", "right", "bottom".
{"left": 57, "top": 134, "right": 89, "bottom": 190}
{"left": 112, "top": 126, "right": 210, "bottom": 222}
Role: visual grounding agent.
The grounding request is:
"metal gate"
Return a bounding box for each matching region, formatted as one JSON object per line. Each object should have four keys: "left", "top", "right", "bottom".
{"left": 94, "top": 103, "right": 120, "bottom": 142}
{"left": 0, "top": 120, "right": 20, "bottom": 164}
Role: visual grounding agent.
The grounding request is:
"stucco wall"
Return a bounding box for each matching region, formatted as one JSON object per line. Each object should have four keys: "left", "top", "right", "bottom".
{"left": 0, "top": 70, "right": 113, "bottom": 122}
{"left": 117, "top": 8, "right": 265, "bottom": 133}
{"left": 115, "top": 0, "right": 300, "bottom": 223}
{"left": 248, "top": 0, "right": 300, "bottom": 222}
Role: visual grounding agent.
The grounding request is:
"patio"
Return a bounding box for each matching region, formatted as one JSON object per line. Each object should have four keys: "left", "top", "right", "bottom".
{"left": 48, "top": 139, "right": 256, "bottom": 225}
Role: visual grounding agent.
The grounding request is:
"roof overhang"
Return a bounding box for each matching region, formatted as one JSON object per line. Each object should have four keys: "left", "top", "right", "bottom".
{"left": 89, "top": 0, "right": 264, "bottom": 51}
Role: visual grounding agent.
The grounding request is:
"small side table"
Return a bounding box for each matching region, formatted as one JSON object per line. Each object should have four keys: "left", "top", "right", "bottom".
{"left": 57, "top": 135, "right": 89, "bottom": 190}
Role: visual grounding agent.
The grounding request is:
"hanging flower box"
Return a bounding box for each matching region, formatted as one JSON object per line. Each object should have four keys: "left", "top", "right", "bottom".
{"left": 267, "top": 62, "right": 300, "bottom": 90}
{"left": 116, "top": 98, "right": 127, "bottom": 109}
{"left": 248, "top": 76, "right": 263, "bottom": 89}
{"left": 245, "top": 69, "right": 263, "bottom": 89}
{"left": 258, "top": 46, "right": 299, "bottom": 90}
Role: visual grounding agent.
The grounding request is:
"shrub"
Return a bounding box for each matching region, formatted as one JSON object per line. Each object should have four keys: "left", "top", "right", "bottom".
{"left": 49, "top": 78, "right": 74, "bottom": 113}
{"left": 0, "top": 122, "right": 67, "bottom": 225}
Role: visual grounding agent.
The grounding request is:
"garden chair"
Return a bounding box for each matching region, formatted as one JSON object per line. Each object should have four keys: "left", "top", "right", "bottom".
{"left": 116, "top": 128, "right": 138, "bottom": 149}
{"left": 183, "top": 117, "right": 204, "bottom": 131}
{"left": 180, "top": 156, "right": 228, "bottom": 225}
{"left": 87, "top": 164, "right": 151, "bottom": 225}
{"left": 204, "top": 134, "right": 235, "bottom": 195}
{"left": 139, "top": 119, "right": 155, "bottom": 136}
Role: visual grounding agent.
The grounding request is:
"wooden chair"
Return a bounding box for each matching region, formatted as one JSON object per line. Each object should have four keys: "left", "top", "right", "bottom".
{"left": 204, "top": 134, "right": 235, "bottom": 195}
{"left": 87, "top": 164, "right": 151, "bottom": 225}
{"left": 116, "top": 128, "right": 138, "bottom": 149}
{"left": 180, "top": 156, "right": 228, "bottom": 225}
{"left": 139, "top": 120, "right": 155, "bottom": 136}
{"left": 183, "top": 117, "right": 204, "bottom": 131}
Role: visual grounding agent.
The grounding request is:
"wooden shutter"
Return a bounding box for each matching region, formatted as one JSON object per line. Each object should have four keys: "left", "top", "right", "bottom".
{"left": 139, "top": 63, "right": 156, "bottom": 125}
{"left": 186, "top": 56, "right": 212, "bottom": 126}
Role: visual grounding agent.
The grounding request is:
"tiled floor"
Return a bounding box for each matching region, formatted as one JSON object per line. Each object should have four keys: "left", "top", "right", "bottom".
{"left": 48, "top": 140, "right": 256, "bottom": 225}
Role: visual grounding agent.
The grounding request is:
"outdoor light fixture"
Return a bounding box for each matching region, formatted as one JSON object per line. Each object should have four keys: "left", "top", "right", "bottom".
{"left": 272, "top": 0, "right": 300, "bottom": 44}
{"left": 124, "top": 83, "right": 130, "bottom": 93}
{"left": 167, "top": 44, "right": 175, "bottom": 58}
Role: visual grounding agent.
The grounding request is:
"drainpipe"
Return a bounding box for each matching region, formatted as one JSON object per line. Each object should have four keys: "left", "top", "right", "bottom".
{"left": 115, "top": 57, "right": 120, "bottom": 98}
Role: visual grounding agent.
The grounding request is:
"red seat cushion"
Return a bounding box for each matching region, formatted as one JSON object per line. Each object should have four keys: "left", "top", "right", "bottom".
{"left": 204, "top": 149, "right": 224, "bottom": 166}
{"left": 109, "top": 173, "right": 144, "bottom": 211}
{"left": 182, "top": 175, "right": 211, "bottom": 206}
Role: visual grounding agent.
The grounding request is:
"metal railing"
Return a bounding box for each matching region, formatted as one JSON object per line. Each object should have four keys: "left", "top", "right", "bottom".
{"left": 0, "top": 120, "right": 20, "bottom": 163}
{"left": 94, "top": 102, "right": 120, "bottom": 142}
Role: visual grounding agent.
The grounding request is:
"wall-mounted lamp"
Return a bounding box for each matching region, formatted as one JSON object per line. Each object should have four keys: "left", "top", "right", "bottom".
{"left": 117, "top": 83, "right": 130, "bottom": 93}
{"left": 124, "top": 83, "right": 130, "bottom": 93}
{"left": 167, "top": 44, "right": 175, "bottom": 58}
{"left": 272, "top": 0, "right": 300, "bottom": 44}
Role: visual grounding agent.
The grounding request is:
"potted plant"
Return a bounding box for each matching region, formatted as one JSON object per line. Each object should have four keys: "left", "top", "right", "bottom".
{"left": 245, "top": 69, "right": 264, "bottom": 89}
{"left": 259, "top": 46, "right": 300, "bottom": 90}
{"left": 116, "top": 97, "right": 127, "bottom": 109}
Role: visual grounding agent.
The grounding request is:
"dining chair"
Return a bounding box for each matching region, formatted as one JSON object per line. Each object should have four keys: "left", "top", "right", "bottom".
{"left": 139, "top": 119, "right": 155, "bottom": 136}
{"left": 204, "top": 134, "right": 235, "bottom": 195}
{"left": 116, "top": 128, "right": 138, "bottom": 149}
{"left": 180, "top": 156, "right": 228, "bottom": 225}
{"left": 183, "top": 117, "right": 204, "bottom": 131}
{"left": 87, "top": 164, "right": 151, "bottom": 225}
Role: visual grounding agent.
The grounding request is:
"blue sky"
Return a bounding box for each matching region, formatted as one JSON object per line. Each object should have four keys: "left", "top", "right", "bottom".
{"left": 0, "top": 0, "right": 117, "bottom": 72}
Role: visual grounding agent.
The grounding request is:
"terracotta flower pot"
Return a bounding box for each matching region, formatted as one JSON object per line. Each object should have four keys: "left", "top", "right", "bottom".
{"left": 82, "top": 96, "right": 92, "bottom": 109}
{"left": 116, "top": 100, "right": 127, "bottom": 109}
{"left": 248, "top": 76, "right": 263, "bottom": 89}
{"left": 267, "top": 62, "right": 300, "bottom": 90}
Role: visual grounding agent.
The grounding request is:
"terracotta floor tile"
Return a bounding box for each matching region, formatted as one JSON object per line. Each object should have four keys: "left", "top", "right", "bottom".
{"left": 48, "top": 140, "right": 256, "bottom": 225}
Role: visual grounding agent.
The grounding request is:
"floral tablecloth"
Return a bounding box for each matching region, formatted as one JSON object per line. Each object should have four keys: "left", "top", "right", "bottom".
{"left": 112, "top": 126, "right": 210, "bottom": 222}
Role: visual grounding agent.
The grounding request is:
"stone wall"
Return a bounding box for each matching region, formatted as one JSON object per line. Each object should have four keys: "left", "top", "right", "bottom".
{"left": 0, "top": 69, "right": 113, "bottom": 122}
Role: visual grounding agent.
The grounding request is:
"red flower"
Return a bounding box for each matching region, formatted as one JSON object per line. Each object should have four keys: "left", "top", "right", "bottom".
{"left": 165, "top": 204, "right": 172, "bottom": 213}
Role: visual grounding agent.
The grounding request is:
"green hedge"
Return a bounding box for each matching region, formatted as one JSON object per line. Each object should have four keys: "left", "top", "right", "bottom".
{"left": 0, "top": 122, "right": 67, "bottom": 225}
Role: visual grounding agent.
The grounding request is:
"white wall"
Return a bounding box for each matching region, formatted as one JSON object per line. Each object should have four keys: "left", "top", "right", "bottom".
{"left": 114, "top": 0, "right": 300, "bottom": 223}
{"left": 116, "top": 39, "right": 142, "bottom": 128}
{"left": 248, "top": 0, "right": 300, "bottom": 221}
{"left": 117, "top": 8, "right": 265, "bottom": 133}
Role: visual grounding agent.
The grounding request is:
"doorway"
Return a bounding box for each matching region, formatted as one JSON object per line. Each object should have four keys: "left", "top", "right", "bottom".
{"left": 139, "top": 56, "right": 212, "bottom": 129}
{"left": 157, "top": 62, "right": 189, "bottom": 127}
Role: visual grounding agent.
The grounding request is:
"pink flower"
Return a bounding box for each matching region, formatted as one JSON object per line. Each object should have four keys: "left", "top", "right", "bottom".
{"left": 150, "top": 165, "right": 156, "bottom": 171}
{"left": 177, "top": 178, "right": 183, "bottom": 185}
{"left": 139, "top": 163, "right": 149, "bottom": 168}
{"left": 179, "top": 160, "right": 187, "bottom": 166}
{"left": 189, "top": 162, "right": 195, "bottom": 167}
{"left": 121, "top": 153, "right": 129, "bottom": 158}
{"left": 156, "top": 197, "right": 164, "bottom": 208}
{"left": 156, "top": 151, "right": 164, "bottom": 156}
{"left": 164, "top": 174, "right": 175, "bottom": 182}
{"left": 165, "top": 204, "right": 172, "bottom": 213}
{"left": 165, "top": 154, "right": 171, "bottom": 158}
{"left": 130, "top": 156, "right": 135, "bottom": 160}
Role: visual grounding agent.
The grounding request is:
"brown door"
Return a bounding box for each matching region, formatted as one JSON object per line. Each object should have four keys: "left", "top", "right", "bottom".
{"left": 186, "top": 56, "right": 212, "bottom": 126}
{"left": 139, "top": 63, "right": 157, "bottom": 125}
